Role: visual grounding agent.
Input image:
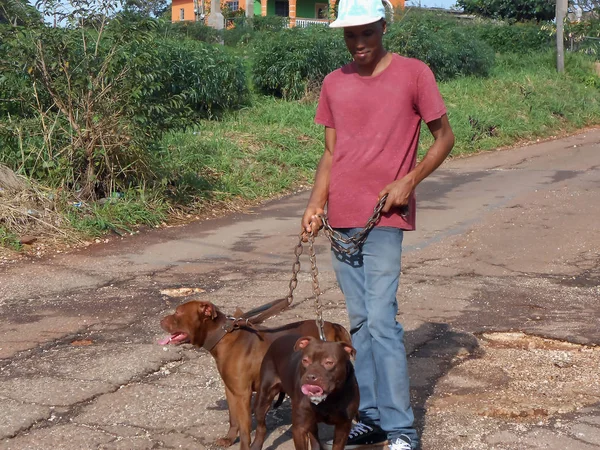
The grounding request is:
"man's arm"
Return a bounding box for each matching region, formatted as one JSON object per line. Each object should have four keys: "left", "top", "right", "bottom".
{"left": 302, "top": 126, "right": 336, "bottom": 234}
{"left": 379, "top": 114, "right": 454, "bottom": 213}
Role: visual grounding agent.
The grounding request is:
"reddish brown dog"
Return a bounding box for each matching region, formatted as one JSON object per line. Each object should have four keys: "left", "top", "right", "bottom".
{"left": 159, "top": 300, "right": 351, "bottom": 450}
{"left": 250, "top": 335, "right": 359, "bottom": 450}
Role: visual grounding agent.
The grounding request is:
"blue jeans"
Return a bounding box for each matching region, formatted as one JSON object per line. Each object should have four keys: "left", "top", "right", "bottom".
{"left": 331, "top": 227, "right": 418, "bottom": 445}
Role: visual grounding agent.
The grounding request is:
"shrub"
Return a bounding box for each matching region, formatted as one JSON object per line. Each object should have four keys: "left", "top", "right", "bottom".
{"left": 162, "top": 19, "right": 222, "bottom": 43}
{"left": 470, "top": 21, "right": 552, "bottom": 54}
{"left": 0, "top": 17, "right": 248, "bottom": 197}
{"left": 385, "top": 13, "right": 495, "bottom": 81}
{"left": 251, "top": 27, "right": 349, "bottom": 99}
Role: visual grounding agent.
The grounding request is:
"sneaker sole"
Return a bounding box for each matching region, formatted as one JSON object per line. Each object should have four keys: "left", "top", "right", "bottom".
{"left": 321, "top": 441, "right": 389, "bottom": 450}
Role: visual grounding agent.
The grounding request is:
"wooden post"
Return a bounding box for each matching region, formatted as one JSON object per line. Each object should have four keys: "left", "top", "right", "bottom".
{"left": 246, "top": 0, "right": 254, "bottom": 17}
{"left": 289, "top": 0, "right": 296, "bottom": 27}
{"left": 556, "top": 0, "right": 568, "bottom": 73}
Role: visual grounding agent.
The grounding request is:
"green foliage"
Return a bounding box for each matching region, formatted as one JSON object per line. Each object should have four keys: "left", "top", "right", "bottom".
{"left": 159, "top": 19, "right": 221, "bottom": 43}
{"left": 222, "top": 15, "right": 288, "bottom": 47}
{"left": 65, "top": 192, "right": 168, "bottom": 236}
{"left": 0, "top": 13, "right": 248, "bottom": 198}
{"left": 251, "top": 27, "right": 349, "bottom": 99}
{"left": 566, "top": 17, "right": 600, "bottom": 56}
{"left": 0, "top": 226, "right": 22, "bottom": 250}
{"left": 470, "top": 21, "right": 552, "bottom": 54}
{"left": 385, "top": 12, "right": 495, "bottom": 81}
{"left": 457, "top": 0, "right": 556, "bottom": 22}
{"left": 0, "top": 0, "right": 42, "bottom": 25}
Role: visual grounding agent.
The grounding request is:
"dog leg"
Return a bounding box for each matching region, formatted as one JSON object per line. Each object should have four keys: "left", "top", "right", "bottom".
{"left": 214, "top": 387, "right": 240, "bottom": 447}
{"left": 331, "top": 422, "right": 352, "bottom": 450}
{"left": 308, "top": 422, "right": 320, "bottom": 450}
{"left": 250, "top": 382, "right": 281, "bottom": 450}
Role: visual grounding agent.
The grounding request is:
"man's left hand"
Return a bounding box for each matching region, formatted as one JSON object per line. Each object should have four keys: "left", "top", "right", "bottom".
{"left": 379, "top": 175, "right": 416, "bottom": 213}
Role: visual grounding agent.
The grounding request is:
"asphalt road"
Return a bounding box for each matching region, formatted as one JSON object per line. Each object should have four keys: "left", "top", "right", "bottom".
{"left": 1, "top": 130, "right": 599, "bottom": 450}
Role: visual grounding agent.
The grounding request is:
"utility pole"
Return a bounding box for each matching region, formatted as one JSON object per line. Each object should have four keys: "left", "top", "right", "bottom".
{"left": 556, "top": 0, "right": 568, "bottom": 73}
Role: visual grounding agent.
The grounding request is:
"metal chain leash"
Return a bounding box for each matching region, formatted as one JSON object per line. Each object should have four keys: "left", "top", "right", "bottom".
{"left": 318, "top": 194, "right": 392, "bottom": 256}
{"left": 286, "top": 234, "right": 304, "bottom": 306}
{"left": 285, "top": 231, "right": 326, "bottom": 340}
{"left": 283, "top": 195, "right": 407, "bottom": 339}
{"left": 307, "top": 232, "right": 326, "bottom": 340}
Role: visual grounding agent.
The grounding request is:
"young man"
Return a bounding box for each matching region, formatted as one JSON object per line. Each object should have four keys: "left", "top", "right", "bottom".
{"left": 301, "top": 1, "right": 455, "bottom": 449}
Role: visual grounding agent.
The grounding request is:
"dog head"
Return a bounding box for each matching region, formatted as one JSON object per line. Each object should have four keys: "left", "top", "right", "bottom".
{"left": 294, "top": 336, "right": 355, "bottom": 404}
{"left": 159, "top": 300, "right": 221, "bottom": 347}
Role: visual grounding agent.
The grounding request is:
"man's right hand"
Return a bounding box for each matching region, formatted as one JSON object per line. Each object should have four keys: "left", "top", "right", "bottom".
{"left": 301, "top": 206, "right": 324, "bottom": 240}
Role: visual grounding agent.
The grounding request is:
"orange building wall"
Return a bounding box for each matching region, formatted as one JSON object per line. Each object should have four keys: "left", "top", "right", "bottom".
{"left": 172, "top": 0, "right": 196, "bottom": 22}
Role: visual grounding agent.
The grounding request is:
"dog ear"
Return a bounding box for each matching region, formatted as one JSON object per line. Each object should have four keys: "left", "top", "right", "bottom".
{"left": 294, "top": 336, "right": 314, "bottom": 351}
{"left": 341, "top": 342, "right": 356, "bottom": 359}
{"left": 198, "top": 302, "right": 218, "bottom": 320}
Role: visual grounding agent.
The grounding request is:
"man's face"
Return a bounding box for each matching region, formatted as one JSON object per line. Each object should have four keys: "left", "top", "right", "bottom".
{"left": 343, "top": 20, "right": 386, "bottom": 67}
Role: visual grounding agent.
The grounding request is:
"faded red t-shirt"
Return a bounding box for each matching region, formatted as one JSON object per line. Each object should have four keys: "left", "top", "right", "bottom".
{"left": 315, "top": 53, "right": 447, "bottom": 230}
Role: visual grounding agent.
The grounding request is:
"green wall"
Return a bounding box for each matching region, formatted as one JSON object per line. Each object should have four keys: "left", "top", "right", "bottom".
{"left": 259, "top": 0, "right": 328, "bottom": 19}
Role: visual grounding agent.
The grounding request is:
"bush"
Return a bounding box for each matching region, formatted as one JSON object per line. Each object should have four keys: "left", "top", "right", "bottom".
{"left": 0, "top": 18, "right": 248, "bottom": 197}
{"left": 385, "top": 13, "right": 495, "bottom": 81}
{"left": 161, "top": 20, "right": 222, "bottom": 43}
{"left": 251, "top": 27, "right": 349, "bottom": 99}
{"left": 222, "top": 15, "right": 288, "bottom": 47}
{"left": 470, "top": 21, "right": 552, "bottom": 54}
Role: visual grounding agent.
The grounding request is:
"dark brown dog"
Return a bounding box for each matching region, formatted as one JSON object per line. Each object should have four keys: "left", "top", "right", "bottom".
{"left": 250, "top": 335, "right": 359, "bottom": 450}
{"left": 159, "top": 301, "right": 351, "bottom": 450}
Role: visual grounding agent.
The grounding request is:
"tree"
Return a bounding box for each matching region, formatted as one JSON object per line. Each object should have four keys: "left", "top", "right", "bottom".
{"left": 457, "top": 0, "right": 556, "bottom": 22}
{"left": 124, "top": 0, "right": 169, "bottom": 17}
{"left": 0, "top": 0, "right": 42, "bottom": 25}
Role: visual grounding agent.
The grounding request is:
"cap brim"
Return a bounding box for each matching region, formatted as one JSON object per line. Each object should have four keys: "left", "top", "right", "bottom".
{"left": 329, "top": 15, "right": 384, "bottom": 28}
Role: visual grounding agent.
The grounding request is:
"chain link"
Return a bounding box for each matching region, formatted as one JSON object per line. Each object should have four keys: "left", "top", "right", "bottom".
{"left": 284, "top": 232, "right": 326, "bottom": 340}
{"left": 318, "top": 194, "right": 394, "bottom": 256}
{"left": 286, "top": 233, "right": 304, "bottom": 306}
{"left": 307, "top": 232, "right": 326, "bottom": 340}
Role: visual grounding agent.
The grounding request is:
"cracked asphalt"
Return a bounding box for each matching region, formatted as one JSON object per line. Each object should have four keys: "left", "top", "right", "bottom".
{"left": 1, "top": 130, "right": 599, "bottom": 450}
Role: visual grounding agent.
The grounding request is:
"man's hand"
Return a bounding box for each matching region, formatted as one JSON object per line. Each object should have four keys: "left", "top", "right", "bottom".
{"left": 379, "top": 175, "right": 416, "bottom": 213}
{"left": 301, "top": 206, "right": 324, "bottom": 239}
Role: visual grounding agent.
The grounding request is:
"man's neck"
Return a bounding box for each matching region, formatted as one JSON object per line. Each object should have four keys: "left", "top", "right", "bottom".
{"left": 355, "top": 50, "right": 391, "bottom": 77}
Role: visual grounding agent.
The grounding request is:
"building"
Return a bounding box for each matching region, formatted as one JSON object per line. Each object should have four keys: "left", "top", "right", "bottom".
{"left": 172, "top": 0, "right": 405, "bottom": 28}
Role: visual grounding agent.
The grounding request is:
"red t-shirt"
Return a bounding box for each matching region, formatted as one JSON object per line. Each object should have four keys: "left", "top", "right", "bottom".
{"left": 314, "top": 53, "right": 447, "bottom": 230}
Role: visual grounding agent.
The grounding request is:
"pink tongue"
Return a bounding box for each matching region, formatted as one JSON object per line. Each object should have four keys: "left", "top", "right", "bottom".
{"left": 301, "top": 384, "right": 324, "bottom": 396}
{"left": 157, "top": 335, "right": 172, "bottom": 345}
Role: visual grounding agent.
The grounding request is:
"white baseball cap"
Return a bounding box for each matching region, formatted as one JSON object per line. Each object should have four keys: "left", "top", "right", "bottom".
{"left": 329, "top": 0, "right": 386, "bottom": 28}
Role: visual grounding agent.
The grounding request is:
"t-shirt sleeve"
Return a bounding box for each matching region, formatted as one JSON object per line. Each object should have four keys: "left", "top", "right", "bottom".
{"left": 315, "top": 77, "right": 335, "bottom": 128}
{"left": 415, "top": 64, "right": 447, "bottom": 124}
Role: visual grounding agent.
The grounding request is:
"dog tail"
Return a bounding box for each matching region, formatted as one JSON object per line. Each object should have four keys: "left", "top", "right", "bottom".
{"left": 272, "top": 392, "right": 285, "bottom": 409}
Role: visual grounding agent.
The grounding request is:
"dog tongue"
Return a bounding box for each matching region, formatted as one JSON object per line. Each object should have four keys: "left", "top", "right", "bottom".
{"left": 301, "top": 384, "right": 324, "bottom": 396}
{"left": 157, "top": 335, "right": 172, "bottom": 345}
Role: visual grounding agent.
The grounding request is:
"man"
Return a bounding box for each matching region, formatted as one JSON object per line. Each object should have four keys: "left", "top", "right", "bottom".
{"left": 301, "top": 1, "right": 455, "bottom": 449}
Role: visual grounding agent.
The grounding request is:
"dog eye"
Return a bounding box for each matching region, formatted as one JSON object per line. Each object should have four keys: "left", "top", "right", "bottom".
{"left": 302, "top": 357, "right": 311, "bottom": 366}
{"left": 324, "top": 360, "right": 335, "bottom": 367}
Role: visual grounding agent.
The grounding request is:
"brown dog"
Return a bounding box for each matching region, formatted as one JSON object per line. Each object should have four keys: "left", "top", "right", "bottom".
{"left": 250, "top": 335, "right": 359, "bottom": 450}
{"left": 159, "top": 301, "right": 351, "bottom": 450}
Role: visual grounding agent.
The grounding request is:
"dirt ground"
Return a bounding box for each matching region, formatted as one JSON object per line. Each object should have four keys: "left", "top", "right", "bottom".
{"left": 0, "top": 130, "right": 599, "bottom": 450}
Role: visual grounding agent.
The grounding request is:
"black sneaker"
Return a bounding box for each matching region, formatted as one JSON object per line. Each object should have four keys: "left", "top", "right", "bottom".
{"left": 322, "top": 422, "right": 388, "bottom": 450}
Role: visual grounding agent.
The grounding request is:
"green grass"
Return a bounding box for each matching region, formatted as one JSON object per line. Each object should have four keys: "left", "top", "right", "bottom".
{"left": 3, "top": 50, "right": 600, "bottom": 250}
{"left": 423, "top": 51, "right": 600, "bottom": 157}
{"left": 0, "top": 226, "right": 22, "bottom": 251}
{"left": 157, "top": 96, "right": 323, "bottom": 204}
{"left": 158, "top": 50, "right": 600, "bottom": 207}
{"left": 64, "top": 193, "right": 169, "bottom": 237}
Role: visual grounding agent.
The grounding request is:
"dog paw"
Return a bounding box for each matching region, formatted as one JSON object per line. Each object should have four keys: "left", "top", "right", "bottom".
{"left": 215, "top": 437, "right": 234, "bottom": 447}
